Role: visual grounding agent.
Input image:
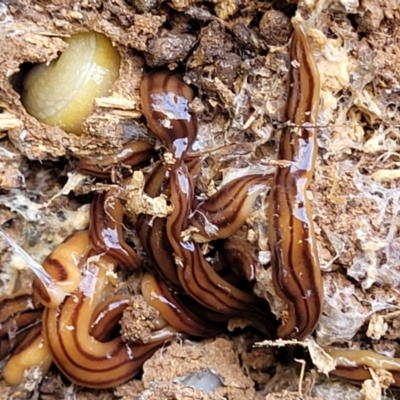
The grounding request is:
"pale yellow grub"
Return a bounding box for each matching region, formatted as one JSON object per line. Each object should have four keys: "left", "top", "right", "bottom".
{"left": 22, "top": 31, "right": 121, "bottom": 135}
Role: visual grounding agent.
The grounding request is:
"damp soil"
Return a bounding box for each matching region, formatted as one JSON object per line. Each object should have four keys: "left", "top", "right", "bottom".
{"left": 1, "top": 0, "right": 400, "bottom": 399}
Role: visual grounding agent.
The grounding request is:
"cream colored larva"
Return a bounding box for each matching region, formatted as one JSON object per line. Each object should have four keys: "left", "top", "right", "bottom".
{"left": 22, "top": 31, "right": 121, "bottom": 135}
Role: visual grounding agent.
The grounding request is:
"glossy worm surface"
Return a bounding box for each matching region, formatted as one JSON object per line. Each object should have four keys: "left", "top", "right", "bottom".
{"left": 89, "top": 189, "right": 140, "bottom": 269}
{"left": 77, "top": 140, "right": 156, "bottom": 179}
{"left": 267, "top": 24, "right": 323, "bottom": 339}
{"left": 0, "top": 293, "right": 42, "bottom": 361}
{"left": 221, "top": 238, "right": 257, "bottom": 284}
{"left": 42, "top": 251, "right": 175, "bottom": 388}
{"left": 136, "top": 162, "right": 182, "bottom": 289}
{"left": 32, "top": 230, "right": 89, "bottom": 308}
{"left": 327, "top": 348, "right": 400, "bottom": 387}
{"left": 3, "top": 324, "right": 52, "bottom": 386}
{"left": 167, "top": 164, "right": 277, "bottom": 335}
{"left": 138, "top": 213, "right": 181, "bottom": 289}
{"left": 89, "top": 295, "right": 132, "bottom": 341}
{"left": 142, "top": 273, "right": 224, "bottom": 337}
{"left": 137, "top": 162, "right": 274, "bottom": 332}
{"left": 140, "top": 70, "right": 197, "bottom": 159}
{"left": 1, "top": 226, "right": 174, "bottom": 388}
{"left": 191, "top": 174, "right": 272, "bottom": 239}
